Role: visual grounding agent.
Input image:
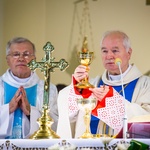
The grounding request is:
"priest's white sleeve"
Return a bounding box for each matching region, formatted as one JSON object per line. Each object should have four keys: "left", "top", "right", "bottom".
{"left": 57, "top": 86, "right": 73, "bottom": 138}
{"left": 23, "top": 105, "right": 41, "bottom": 138}
{"left": 0, "top": 104, "right": 13, "bottom": 138}
{"left": 125, "top": 101, "right": 150, "bottom": 120}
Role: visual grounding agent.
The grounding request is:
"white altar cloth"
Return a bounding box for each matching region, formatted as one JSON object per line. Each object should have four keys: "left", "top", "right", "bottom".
{"left": 0, "top": 138, "right": 150, "bottom": 150}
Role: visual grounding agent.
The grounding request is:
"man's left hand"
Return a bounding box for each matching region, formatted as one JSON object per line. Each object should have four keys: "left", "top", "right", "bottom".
{"left": 19, "top": 86, "right": 31, "bottom": 116}
{"left": 89, "top": 85, "right": 109, "bottom": 101}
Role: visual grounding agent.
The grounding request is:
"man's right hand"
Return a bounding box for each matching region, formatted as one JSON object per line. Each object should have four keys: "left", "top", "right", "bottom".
{"left": 9, "top": 88, "right": 22, "bottom": 113}
{"left": 73, "top": 65, "right": 90, "bottom": 82}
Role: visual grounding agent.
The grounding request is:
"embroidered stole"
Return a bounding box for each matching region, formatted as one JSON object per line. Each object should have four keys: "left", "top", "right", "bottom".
{"left": 4, "top": 82, "right": 37, "bottom": 139}
{"left": 90, "top": 78, "right": 139, "bottom": 134}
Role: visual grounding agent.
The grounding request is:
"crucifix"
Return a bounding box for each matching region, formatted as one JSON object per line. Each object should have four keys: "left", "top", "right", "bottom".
{"left": 27, "top": 41, "right": 69, "bottom": 139}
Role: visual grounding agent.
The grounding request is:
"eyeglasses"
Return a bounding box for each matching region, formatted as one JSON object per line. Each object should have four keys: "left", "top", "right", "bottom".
{"left": 7, "top": 52, "right": 35, "bottom": 59}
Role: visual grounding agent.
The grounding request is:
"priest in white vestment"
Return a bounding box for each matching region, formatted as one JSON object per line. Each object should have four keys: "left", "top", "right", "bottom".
{"left": 57, "top": 30, "right": 150, "bottom": 139}
{"left": 0, "top": 37, "right": 58, "bottom": 139}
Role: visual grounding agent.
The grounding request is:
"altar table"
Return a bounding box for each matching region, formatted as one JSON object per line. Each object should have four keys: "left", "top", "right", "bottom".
{"left": 0, "top": 138, "right": 150, "bottom": 150}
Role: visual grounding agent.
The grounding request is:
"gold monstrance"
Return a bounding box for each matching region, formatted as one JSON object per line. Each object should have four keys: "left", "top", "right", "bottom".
{"left": 75, "top": 36, "right": 94, "bottom": 89}
{"left": 75, "top": 36, "right": 97, "bottom": 139}
{"left": 28, "top": 42, "right": 69, "bottom": 139}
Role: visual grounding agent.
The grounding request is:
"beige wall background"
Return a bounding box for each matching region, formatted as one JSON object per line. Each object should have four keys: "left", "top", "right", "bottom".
{"left": 0, "top": 0, "right": 150, "bottom": 86}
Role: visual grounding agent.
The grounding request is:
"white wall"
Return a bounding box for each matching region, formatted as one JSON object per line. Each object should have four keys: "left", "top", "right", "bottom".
{"left": 0, "top": 0, "right": 5, "bottom": 73}
{"left": 1, "top": 0, "right": 150, "bottom": 85}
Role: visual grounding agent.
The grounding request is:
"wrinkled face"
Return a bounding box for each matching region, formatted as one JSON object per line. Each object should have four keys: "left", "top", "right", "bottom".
{"left": 6, "top": 42, "right": 35, "bottom": 78}
{"left": 101, "top": 33, "right": 132, "bottom": 75}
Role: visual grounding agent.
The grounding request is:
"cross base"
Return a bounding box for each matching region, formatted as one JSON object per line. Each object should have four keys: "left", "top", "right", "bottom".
{"left": 29, "top": 108, "right": 60, "bottom": 139}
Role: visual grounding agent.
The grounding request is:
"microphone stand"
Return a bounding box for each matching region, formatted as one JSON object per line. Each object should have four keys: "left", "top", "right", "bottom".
{"left": 116, "top": 59, "right": 128, "bottom": 139}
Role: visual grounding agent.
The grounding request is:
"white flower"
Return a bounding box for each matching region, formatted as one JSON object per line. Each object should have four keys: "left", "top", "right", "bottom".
{"left": 116, "top": 143, "right": 130, "bottom": 150}
{"left": 48, "top": 142, "right": 76, "bottom": 150}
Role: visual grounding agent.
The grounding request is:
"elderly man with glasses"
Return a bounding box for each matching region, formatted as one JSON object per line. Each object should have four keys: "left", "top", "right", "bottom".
{"left": 0, "top": 37, "right": 58, "bottom": 139}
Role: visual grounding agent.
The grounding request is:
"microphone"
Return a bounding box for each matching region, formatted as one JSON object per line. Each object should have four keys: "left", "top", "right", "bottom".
{"left": 115, "top": 58, "right": 128, "bottom": 139}
{"left": 115, "top": 58, "right": 125, "bottom": 98}
{"left": 115, "top": 58, "right": 122, "bottom": 66}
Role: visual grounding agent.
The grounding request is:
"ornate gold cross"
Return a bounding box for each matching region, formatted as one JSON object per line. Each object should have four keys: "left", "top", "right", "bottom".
{"left": 28, "top": 41, "right": 69, "bottom": 108}
{"left": 27, "top": 42, "right": 68, "bottom": 139}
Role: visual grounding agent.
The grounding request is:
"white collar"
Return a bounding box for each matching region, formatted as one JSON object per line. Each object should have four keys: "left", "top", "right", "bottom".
{"left": 108, "top": 65, "right": 132, "bottom": 81}
{"left": 10, "top": 70, "right": 33, "bottom": 83}
{"left": 2, "top": 69, "right": 40, "bottom": 88}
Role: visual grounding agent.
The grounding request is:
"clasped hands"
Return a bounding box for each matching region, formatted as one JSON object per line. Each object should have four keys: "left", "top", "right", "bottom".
{"left": 74, "top": 65, "right": 109, "bottom": 101}
{"left": 9, "top": 86, "right": 30, "bottom": 116}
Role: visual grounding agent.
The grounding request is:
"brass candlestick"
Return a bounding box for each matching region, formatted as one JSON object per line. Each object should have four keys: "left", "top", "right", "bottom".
{"left": 28, "top": 42, "right": 69, "bottom": 139}
{"left": 75, "top": 36, "right": 94, "bottom": 89}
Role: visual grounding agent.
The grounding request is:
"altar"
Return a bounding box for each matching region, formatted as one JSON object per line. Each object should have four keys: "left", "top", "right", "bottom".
{"left": 0, "top": 138, "right": 150, "bottom": 150}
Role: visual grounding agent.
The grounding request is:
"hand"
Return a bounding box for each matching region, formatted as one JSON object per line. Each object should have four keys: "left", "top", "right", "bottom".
{"left": 18, "top": 86, "right": 30, "bottom": 116}
{"left": 73, "top": 65, "right": 90, "bottom": 82}
{"left": 89, "top": 85, "right": 109, "bottom": 101}
{"left": 9, "top": 88, "right": 22, "bottom": 113}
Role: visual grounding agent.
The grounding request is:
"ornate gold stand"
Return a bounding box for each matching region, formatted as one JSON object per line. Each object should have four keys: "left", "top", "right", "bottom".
{"left": 29, "top": 108, "right": 60, "bottom": 139}
{"left": 79, "top": 108, "right": 93, "bottom": 139}
{"left": 28, "top": 42, "right": 68, "bottom": 139}
{"left": 77, "top": 98, "right": 97, "bottom": 139}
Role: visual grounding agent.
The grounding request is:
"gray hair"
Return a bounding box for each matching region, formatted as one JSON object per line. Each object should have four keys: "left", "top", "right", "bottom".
{"left": 6, "top": 37, "right": 36, "bottom": 55}
{"left": 100, "top": 30, "right": 131, "bottom": 52}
